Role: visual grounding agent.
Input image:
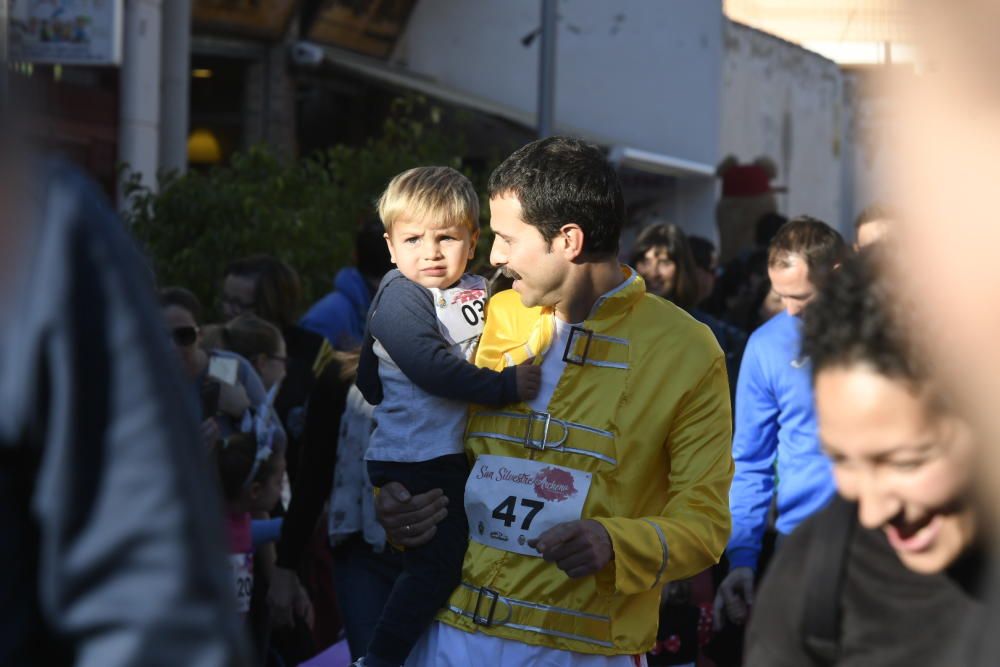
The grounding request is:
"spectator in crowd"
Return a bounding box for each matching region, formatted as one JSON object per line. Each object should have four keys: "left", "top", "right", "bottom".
{"left": 754, "top": 212, "right": 787, "bottom": 250}
{"left": 300, "top": 221, "right": 393, "bottom": 350}
{"left": 630, "top": 223, "right": 746, "bottom": 398}
{"left": 160, "top": 287, "right": 285, "bottom": 451}
{"left": 687, "top": 235, "right": 719, "bottom": 306}
{"left": 214, "top": 431, "right": 289, "bottom": 620}
{"left": 269, "top": 352, "right": 403, "bottom": 663}
{"left": 631, "top": 222, "right": 702, "bottom": 308}
{"left": 0, "top": 154, "right": 249, "bottom": 663}
{"left": 221, "top": 255, "right": 331, "bottom": 481}
{"left": 714, "top": 218, "right": 849, "bottom": 634}
{"left": 204, "top": 313, "right": 288, "bottom": 392}
{"left": 746, "top": 249, "right": 984, "bottom": 666}
{"left": 854, "top": 204, "right": 895, "bottom": 250}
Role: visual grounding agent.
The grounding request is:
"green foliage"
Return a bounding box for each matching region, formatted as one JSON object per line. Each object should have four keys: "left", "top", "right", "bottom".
{"left": 122, "top": 96, "right": 492, "bottom": 320}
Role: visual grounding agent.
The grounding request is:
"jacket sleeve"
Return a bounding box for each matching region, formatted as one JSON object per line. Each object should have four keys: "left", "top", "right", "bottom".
{"left": 371, "top": 278, "right": 519, "bottom": 405}
{"left": 593, "top": 353, "right": 734, "bottom": 593}
{"left": 725, "top": 333, "right": 780, "bottom": 571}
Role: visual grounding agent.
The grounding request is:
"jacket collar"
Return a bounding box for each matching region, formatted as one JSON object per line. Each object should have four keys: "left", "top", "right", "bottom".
{"left": 486, "top": 265, "right": 645, "bottom": 369}
{"left": 584, "top": 265, "right": 645, "bottom": 326}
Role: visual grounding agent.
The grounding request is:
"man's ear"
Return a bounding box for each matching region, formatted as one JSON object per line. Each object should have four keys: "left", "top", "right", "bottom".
{"left": 558, "top": 223, "right": 585, "bottom": 260}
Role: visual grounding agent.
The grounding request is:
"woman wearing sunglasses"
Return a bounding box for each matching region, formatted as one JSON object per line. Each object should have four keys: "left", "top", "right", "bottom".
{"left": 744, "top": 250, "right": 985, "bottom": 665}
{"left": 160, "top": 287, "right": 286, "bottom": 451}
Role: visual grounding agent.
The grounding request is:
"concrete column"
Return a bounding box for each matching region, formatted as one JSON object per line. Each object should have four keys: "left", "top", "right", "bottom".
{"left": 537, "top": 0, "right": 556, "bottom": 138}
{"left": 119, "top": 0, "right": 162, "bottom": 206}
{"left": 0, "top": 0, "right": 8, "bottom": 105}
{"left": 159, "top": 0, "right": 191, "bottom": 175}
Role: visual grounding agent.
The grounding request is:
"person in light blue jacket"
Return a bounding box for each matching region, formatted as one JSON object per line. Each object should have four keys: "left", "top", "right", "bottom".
{"left": 714, "top": 218, "right": 848, "bottom": 631}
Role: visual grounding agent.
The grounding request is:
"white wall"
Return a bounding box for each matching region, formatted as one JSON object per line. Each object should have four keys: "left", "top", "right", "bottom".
{"left": 394, "top": 0, "right": 725, "bottom": 239}
{"left": 720, "top": 21, "right": 846, "bottom": 233}
{"left": 841, "top": 69, "right": 894, "bottom": 235}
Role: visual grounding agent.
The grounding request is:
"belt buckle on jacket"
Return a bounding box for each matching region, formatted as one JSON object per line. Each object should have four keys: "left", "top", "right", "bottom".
{"left": 524, "top": 411, "right": 552, "bottom": 450}
{"left": 473, "top": 586, "right": 502, "bottom": 626}
{"left": 562, "top": 326, "right": 594, "bottom": 366}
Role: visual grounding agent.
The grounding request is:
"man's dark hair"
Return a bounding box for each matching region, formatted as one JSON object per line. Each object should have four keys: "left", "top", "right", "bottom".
{"left": 488, "top": 136, "right": 624, "bottom": 258}
{"left": 802, "top": 249, "right": 925, "bottom": 384}
{"left": 768, "top": 216, "right": 848, "bottom": 290}
{"left": 224, "top": 255, "right": 301, "bottom": 329}
{"left": 755, "top": 212, "right": 788, "bottom": 247}
{"left": 854, "top": 203, "right": 897, "bottom": 229}
{"left": 160, "top": 286, "right": 203, "bottom": 323}
{"left": 687, "top": 235, "right": 716, "bottom": 273}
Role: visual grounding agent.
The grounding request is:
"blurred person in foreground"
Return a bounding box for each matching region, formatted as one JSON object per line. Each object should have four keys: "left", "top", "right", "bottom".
{"left": 746, "top": 249, "right": 984, "bottom": 666}
{"left": 0, "top": 124, "right": 249, "bottom": 663}
{"left": 888, "top": 3, "right": 1000, "bottom": 662}
{"left": 714, "top": 218, "right": 849, "bottom": 633}
{"left": 853, "top": 204, "right": 895, "bottom": 251}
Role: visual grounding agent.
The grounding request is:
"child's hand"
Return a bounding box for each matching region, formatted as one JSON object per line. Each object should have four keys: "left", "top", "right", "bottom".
{"left": 516, "top": 360, "right": 542, "bottom": 400}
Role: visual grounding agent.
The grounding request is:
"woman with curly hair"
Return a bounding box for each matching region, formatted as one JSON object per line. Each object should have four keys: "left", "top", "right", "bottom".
{"left": 745, "top": 249, "right": 985, "bottom": 666}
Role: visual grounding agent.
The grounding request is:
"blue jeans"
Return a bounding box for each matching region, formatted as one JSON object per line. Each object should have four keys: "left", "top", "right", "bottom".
{"left": 331, "top": 534, "right": 404, "bottom": 660}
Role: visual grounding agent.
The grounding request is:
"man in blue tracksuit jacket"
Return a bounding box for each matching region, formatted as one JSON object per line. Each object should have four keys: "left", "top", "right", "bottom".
{"left": 714, "top": 217, "right": 848, "bottom": 629}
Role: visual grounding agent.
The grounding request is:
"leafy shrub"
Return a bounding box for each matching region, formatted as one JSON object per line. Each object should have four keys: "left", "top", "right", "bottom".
{"left": 122, "top": 96, "right": 492, "bottom": 319}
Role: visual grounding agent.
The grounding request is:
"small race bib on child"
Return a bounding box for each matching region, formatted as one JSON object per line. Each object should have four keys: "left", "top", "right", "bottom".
{"left": 465, "top": 455, "right": 592, "bottom": 557}
{"left": 229, "top": 553, "right": 253, "bottom": 614}
{"left": 432, "top": 279, "right": 487, "bottom": 347}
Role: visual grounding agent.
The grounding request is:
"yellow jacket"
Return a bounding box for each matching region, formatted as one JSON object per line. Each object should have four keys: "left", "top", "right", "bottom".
{"left": 440, "top": 267, "right": 734, "bottom": 655}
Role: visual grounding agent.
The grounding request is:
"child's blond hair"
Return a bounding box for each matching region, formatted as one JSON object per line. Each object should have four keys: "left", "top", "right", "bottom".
{"left": 377, "top": 166, "right": 479, "bottom": 234}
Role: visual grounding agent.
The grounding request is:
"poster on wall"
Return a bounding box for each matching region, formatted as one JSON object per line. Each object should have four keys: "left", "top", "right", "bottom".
{"left": 9, "top": 0, "right": 124, "bottom": 65}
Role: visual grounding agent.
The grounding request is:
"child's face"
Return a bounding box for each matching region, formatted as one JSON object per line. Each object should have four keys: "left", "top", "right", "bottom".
{"left": 384, "top": 217, "right": 478, "bottom": 289}
{"left": 255, "top": 338, "right": 287, "bottom": 391}
{"left": 249, "top": 454, "right": 286, "bottom": 513}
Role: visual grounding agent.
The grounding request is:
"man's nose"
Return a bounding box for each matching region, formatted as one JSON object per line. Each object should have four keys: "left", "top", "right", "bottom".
{"left": 489, "top": 239, "right": 506, "bottom": 267}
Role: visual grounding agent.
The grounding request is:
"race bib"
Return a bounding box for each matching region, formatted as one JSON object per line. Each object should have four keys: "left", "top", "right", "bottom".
{"left": 229, "top": 553, "right": 254, "bottom": 614}
{"left": 431, "top": 279, "right": 487, "bottom": 347}
{"left": 465, "top": 455, "right": 592, "bottom": 557}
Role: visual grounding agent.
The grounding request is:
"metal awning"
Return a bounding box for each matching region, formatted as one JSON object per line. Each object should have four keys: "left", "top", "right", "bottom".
{"left": 607, "top": 145, "right": 715, "bottom": 179}
{"left": 292, "top": 40, "right": 715, "bottom": 179}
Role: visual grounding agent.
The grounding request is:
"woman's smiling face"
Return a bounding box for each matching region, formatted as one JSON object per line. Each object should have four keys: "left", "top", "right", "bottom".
{"left": 816, "top": 364, "right": 977, "bottom": 574}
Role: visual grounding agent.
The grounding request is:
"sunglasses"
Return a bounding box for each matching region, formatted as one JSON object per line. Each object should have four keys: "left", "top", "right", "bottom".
{"left": 171, "top": 325, "right": 199, "bottom": 347}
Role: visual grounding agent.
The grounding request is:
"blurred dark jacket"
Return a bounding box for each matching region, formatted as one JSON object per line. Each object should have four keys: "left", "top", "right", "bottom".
{"left": 0, "top": 161, "right": 250, "bottom": 666}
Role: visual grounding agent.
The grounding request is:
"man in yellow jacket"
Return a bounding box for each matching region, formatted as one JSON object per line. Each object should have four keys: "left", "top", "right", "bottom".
{"left": 376, "top": 136, "right": 734, "bottom": 666}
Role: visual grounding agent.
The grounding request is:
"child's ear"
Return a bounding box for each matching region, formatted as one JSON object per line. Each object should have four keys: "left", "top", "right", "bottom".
{"left": 468, "top": 230, "right": 480, "bottom": 260}
{"left": 384, "top": 232, "right": 397, "bottom": 264}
